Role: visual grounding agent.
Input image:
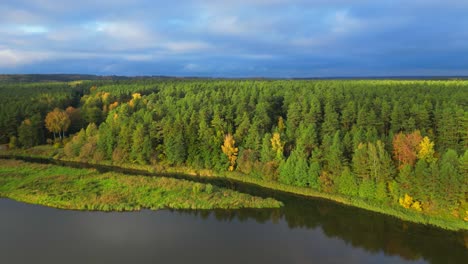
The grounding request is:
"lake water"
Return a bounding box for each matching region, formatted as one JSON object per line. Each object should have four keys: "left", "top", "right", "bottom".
{"left": 1, "top": 197, "right": 466, "bottom": 264}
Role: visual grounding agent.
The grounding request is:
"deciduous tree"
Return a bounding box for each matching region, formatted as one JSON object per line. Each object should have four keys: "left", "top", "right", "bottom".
{"left": 221, "top": 133, "right": 238, "bottom": 171}
{"left": 45, "top": 108, "right": 70, "bottom": 140}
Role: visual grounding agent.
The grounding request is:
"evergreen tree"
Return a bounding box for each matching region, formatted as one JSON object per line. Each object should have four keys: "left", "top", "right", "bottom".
{"left": 286, "top": 102, "right": 302, "bottom": 140}
{"left": 336, "top": 167, "right": 358, "bottom": 196}
{"left": 390, "top": 101, "right": 405, "bottom": 133}
{"left": 341, "top": 101, "right": 356, "bottom": 131}
{"left": 260, "top": 133, "right": 275, "bottom": 162}
{"left": 352, "top": 143, "right": 369, "bottom": 181}
{"left": 131, "top": 124, "right": 149, "bottom": 164}
{"left": 324, "top": 131, "right": 344, "bottom": 177}
{"left": 358, "top": 178, "right": 376, "bottom": 200}
{"left": 164, "top": 119, "right": 187, "bottom": 165}
{"left": 439, "top": 149, "right": 462, "bottom": 211}
{"left": 322, "top": 102, "right": 339, "bottom": 136}
{"left": 308, "top": 148, "right": 322, "bottom": 190}
{"left": 96, "top": 122, "right": 114, "bottom": 160}
{"left": 234, "top": 112, "right": 250, "bottom": 147}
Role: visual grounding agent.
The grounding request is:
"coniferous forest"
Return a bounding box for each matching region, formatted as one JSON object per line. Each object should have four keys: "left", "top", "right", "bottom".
{"left": 1, "top": 78, "right": 467, "bottom": 226}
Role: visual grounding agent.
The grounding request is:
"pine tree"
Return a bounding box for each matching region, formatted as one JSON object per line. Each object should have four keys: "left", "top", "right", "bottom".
{"left": 376, "top": 140, "right": 395, "bottom": 182}
{"left": 322, "top": 102, "right": 339, "bottom": 136}
{"left": 358, "top": 178, "right": 376, "bottom": 200}
{"left": 324, "top": 131, "right": 344, "bottom": 177}
{"left": 260, "top": 133, "right": 275, "bottom": 162}
{"left": 278, "top": 155, "right": 295, "bottom": 185}
{"left": 341, "top": 101, "right": 356, "bottom": 131}
{"left": 352, "top": 143, "right": 369, "bottom": 180}
{"left": 397, "top": 164, "right": 413, "bottom": 197}
{"left": 294, "top": 153, "right": 310, "bottom": 187}
{"left": 390, "top": 101, "right": 405, "bottom": 133}
{"left": 296, "top": 123, "right": 318, "bottom": 158}
{"left": 375, "top": 180, "right": 388, "bottom": 202}
{"left": 131, "top": 124, "right": 149, "bottom": 164}
{"left": 164, "top": 117, "right": 187, "bottom": 165}
{"left": 96, "top": 122, "right": 114, "bottom": 160}
{"left": 234, "top": 112, "right": 250, "bottom": 147}
{"left": 336, "top": 166, "right": 358, "bottom": 196}
{"left": 308, "top": 148, "right": 322, "bottom": 190}
{"left": 286, "top": 102, "right": 302, "bottom": 140}
{"left": 439, "top": 149, "right": 462, "bottom": 212}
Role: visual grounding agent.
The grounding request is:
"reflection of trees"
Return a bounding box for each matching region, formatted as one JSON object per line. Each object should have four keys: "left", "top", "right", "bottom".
{"left": 174, "top": 196, "right": 467, "bottom": 264}
{"left": 173, "top": 208, "right": 282, "bottom": 224}
{"left": 282, "top": 197, "right": 467, "bottom": 263}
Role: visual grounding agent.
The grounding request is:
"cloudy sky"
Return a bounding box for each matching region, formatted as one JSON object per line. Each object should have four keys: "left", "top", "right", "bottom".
{"left": 1, "top": 0, "right": 467, "bottom": 77}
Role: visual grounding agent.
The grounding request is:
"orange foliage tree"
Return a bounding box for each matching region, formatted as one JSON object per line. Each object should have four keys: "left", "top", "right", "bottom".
{"left": 392, "top": 130, "right": 423, "bottom": 168}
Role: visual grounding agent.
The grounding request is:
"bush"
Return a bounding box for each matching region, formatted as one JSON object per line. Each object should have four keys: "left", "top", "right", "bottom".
{"left": 192, "top": 183, "right": 203, "bottom": 194}
{"left": 205, "top": 184, "right": 214, "bottom": 194}
{"left": 8, "top": 136, "right": 17, "bottom": 149}
{"left": 399, "top": 193, "right": 422, "bottom": 211}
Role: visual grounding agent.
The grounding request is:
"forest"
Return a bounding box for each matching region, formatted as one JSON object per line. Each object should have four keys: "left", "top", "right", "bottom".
{"left": 1, "top": 78, "right": 467, "bottom": 224}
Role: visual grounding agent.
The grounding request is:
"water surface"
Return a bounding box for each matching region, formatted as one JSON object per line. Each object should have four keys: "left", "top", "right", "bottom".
{"left": 1, "top": 198, "right": 466, "bottom": 264}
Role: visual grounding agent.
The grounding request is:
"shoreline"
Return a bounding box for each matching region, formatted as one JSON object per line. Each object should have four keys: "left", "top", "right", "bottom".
{"left": 0, "top": 158, "right": 282, "bottom": 212}
{"left": 1, "top": 153, "right": 467, "bottom": 231}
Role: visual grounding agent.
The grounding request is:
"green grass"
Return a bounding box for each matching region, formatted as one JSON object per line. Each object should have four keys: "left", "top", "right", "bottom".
{"left": 0, "top": 159, "right": 282, "bottom": 211}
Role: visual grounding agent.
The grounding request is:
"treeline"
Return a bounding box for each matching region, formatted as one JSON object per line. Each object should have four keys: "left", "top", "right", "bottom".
{"left": 3, "top": 79, "right": 468, "bottom": 220}
{"left": 0, "top": 81, "right": 91, "bottom": 145}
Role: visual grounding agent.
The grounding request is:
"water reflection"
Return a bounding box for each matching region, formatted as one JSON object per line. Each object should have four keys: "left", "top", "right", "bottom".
{"left": 1, "top": 198, "right": 466, "bottom": 264}
{"left": 179, "top": 198, "right": 467, "bottom": 264}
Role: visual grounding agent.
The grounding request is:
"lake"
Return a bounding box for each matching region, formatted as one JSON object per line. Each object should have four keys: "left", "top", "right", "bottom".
{"left": 1, "top": 196, "right": 466, "bottom": 264}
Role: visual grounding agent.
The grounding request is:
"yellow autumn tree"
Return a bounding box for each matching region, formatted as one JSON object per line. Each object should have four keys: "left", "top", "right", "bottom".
{"left": 271, "top": 132, "right": 284, "bottom": 160}
{"left": 399, "top": 194, "right": 422, "bottom": 211}
{"left": 45, "top": 108, "right": 70, "bottom": 140}
{"left": 129, "top": 93, "right": 142, "bottom": 108}
{"left": 417, "top": 136, "right": 437, "bottom": 163}
{"left": 101, "top": 92, "right": 111, "bottom": 104}
{"left": 221, "top": 133, "right": 238, "bottom": 171}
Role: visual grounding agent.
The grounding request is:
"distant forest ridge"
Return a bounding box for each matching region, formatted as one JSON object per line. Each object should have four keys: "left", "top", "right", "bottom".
{"left": 1, "top": 74, "right": 468, "bottom": 82}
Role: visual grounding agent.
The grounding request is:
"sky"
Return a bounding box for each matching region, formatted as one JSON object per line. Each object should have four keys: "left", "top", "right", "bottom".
{"left": 1, "top": 0, "right": 468, "bottom": 77}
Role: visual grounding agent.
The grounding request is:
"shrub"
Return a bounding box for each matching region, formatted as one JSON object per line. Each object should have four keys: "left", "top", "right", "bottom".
{"left": 192, "top": 183, "right": 202, "bottom": 194}
{"left": 205, "top": 184, "right": 214, "bottom": 194}
{"left": 399, "top": 193, "right": 422, "bottom": 211}
{"left": 8, "top": 136, "right": 17, "bottom": 149}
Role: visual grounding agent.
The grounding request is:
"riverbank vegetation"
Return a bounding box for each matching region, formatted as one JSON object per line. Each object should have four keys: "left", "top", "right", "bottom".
{"left": 0, "top": 159, "right": 282, "bottom": 211}
{"left": 0, "top": 78, "right": 466, "bottom": 229}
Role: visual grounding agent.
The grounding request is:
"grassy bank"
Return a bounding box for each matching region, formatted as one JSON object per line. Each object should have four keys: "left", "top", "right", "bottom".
{"left": 1, "top": 146, "right": 467, "bottom": 231}
{"left": 0, "top": 159, "right": 282, "bottom": 211}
